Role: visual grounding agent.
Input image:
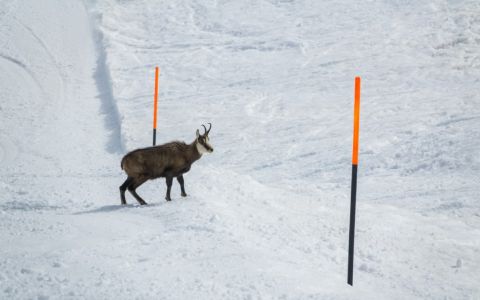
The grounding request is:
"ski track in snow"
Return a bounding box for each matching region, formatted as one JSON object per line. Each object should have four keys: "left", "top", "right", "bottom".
{"left": 0, "top": 53, "right": 47, "bottom": 101}
{"left": 1, "top": 0, "right": 480, "bottom": 299}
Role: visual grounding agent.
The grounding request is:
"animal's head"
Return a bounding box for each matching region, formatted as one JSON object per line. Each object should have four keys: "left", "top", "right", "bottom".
{"left": 195, "top": 123, "right": 214, "bottom": 154}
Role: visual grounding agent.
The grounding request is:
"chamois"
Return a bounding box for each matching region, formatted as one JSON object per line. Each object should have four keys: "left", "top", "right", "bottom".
{"left": 119, "top": 123, "right": 213, "bottom": 205}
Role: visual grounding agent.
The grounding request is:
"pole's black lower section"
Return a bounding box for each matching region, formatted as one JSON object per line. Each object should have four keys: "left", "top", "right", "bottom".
{"left": 153, "top": 128, "right": 157, "bottom": 146}
{"left": 348, "top": 164, "right": 358, "bottom": 286}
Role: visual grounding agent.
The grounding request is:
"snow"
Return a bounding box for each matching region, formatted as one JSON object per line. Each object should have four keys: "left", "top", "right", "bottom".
{"left": 1, "top": 0, "right": 480, "bottom": 299}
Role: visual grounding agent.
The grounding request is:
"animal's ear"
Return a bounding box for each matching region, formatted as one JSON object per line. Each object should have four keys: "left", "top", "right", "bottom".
{"left": 196, "top": 129, "right": 200, "bottom": 138}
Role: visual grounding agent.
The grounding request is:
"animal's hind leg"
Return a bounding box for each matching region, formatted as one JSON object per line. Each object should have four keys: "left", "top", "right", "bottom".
{"left": 120, "top": 177, "right": 134, "bottom": 205}
{"left": 177, "top": 175, "right": 187, "bottom": 197}
{"left": 128, "top": 177, "right": 148, "bottom": 205}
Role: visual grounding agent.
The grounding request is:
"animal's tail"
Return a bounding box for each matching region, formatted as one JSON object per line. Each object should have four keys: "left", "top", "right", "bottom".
{"left": 121, "top": 156, "right": 125, "bottom": 170}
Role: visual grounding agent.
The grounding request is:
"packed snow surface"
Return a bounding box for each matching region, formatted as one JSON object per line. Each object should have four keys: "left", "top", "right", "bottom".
{"left": 1, "top": 0, "right": 479, "bottom": 299}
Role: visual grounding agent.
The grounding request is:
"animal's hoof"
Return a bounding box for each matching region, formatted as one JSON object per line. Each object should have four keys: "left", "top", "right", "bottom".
{"left": 121, "top": 201, "right": 127, "bottom": 205}
{"left": 140, "top": 201, "right": 147, "bottom": 205}
{"left": 181, "top": 193, "right": 187, "bottom": 197}
{"left": 165, "top": 197, "right": 171, "bottom": 201}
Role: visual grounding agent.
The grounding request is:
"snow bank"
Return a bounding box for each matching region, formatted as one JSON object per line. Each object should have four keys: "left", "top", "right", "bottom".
{"left": 1, "top": 0, "right": 479, "bottom": 299}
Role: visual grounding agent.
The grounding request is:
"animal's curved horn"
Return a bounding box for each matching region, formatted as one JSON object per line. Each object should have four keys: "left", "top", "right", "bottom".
{"left": 206, "top": 123, "right": 212, "bottom": 134}
{"left": 201, "top": 124, "right": 207, "bottom": 136}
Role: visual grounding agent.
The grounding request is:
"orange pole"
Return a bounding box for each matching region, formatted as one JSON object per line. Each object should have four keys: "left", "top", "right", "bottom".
{"left": 153, "top": 67, "right": 159, "bottom": 129}
{"left": 352, "top": 76, "right": 361, "bottom": 165}
{"left": 348, "top": 76, "right": 361, "bottom": 285}
{"left": 152, "top": 67, "right": 159, "bottom": 145}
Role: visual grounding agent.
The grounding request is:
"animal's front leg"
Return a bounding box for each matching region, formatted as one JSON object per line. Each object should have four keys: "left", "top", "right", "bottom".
{"left": 165, "top": 177, "right": 173, "bottom": 201}
{"left": 177, "top": 175, "right": 187, "bottom": 197}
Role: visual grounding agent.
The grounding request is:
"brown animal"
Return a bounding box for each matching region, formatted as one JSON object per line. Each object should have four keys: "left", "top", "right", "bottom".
{"left": 119, "top": 123, "right": 213, "bottom": 205}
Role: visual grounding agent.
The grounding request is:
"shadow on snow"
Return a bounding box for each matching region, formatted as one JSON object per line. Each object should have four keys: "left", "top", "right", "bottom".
{"left": 73, "top": 202, "right": 163, "bottom": 215}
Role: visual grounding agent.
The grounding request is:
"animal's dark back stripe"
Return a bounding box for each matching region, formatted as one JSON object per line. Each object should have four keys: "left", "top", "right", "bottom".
{"left": 125, "top": 141, "right": 188, "bottom": 156}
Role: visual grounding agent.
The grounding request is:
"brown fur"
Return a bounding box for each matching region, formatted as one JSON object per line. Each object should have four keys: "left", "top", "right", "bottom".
{"left": 121, "top": 141, "right": 201, "bottom": 179}
{"left": 119, "top": 130, "right": 212, "bottom": 205}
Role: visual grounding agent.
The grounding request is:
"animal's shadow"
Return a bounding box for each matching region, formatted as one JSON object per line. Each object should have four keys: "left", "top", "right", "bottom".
{"left": 73, "top": 202, "right": 163, "bottom": 215}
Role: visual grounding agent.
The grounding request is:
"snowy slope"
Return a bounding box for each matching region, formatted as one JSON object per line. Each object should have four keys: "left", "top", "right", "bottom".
{"left": 1, "top": 0, "right": 480, "bottom": 299}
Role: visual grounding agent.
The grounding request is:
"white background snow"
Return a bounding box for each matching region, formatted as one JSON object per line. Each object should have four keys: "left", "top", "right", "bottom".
{"left": 1, "top": 0, "right": 479, "bottom": 299}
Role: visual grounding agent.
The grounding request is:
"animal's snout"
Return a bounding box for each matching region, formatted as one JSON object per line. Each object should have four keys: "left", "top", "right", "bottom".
{"left": 205, "top": 144, "right": 213, "bottom": 153}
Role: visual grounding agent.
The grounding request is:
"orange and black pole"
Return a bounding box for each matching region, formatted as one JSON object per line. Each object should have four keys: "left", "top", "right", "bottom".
{"left": 348, "top": 76, "right": 361, "bottom": 286}
{"left": 152, "top": 67, "right": 159, "bottom": 146}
